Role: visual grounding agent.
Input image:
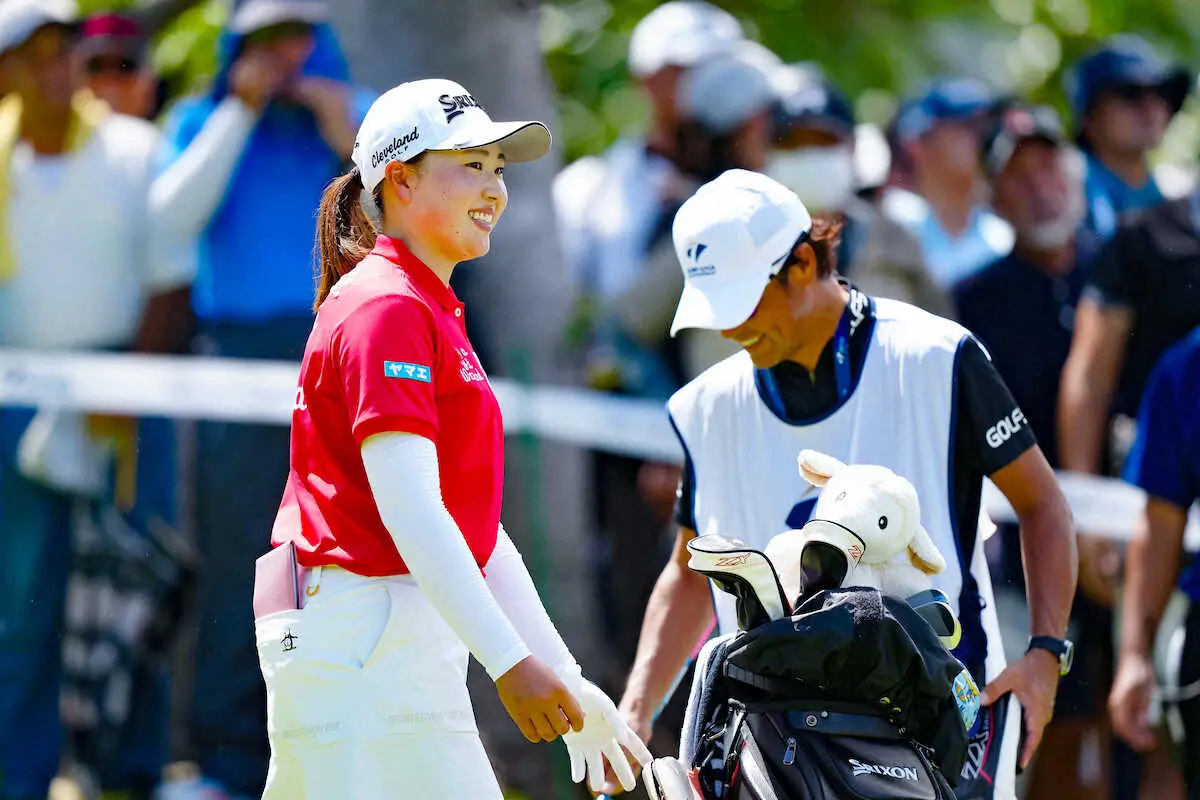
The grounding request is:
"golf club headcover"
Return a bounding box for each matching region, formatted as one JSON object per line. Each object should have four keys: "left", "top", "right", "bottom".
{"left": 796, "top": 449, "right": 948, "bottom": 601}
{"left": 687, "top": 534, "right": 790, "bottom": 629}
{"left": 765, "top": 521, "right": 862, "bottom": 608}
{"left": 906, "top": 588, "right": 963, "bottom": 651}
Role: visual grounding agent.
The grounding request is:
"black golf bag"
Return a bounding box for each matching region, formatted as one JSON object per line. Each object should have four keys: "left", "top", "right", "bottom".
{"left": 681, "top": 588, "right": 971, "bottom": 800}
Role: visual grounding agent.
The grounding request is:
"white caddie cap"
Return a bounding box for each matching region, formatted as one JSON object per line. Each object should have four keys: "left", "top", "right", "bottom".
{"left": 0, "top": 0, "right": 75, "bottom": 57}
{"left": 628, "top": 1, "right": 743, "bottom": 79}
{"left": 351, "top": 78, "right": 551, "bottom": 192}
{"left": 670, "top": 169, "right": 813, "bottom": 336}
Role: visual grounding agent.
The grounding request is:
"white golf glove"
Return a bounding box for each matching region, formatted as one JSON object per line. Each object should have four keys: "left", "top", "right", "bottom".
{"left": 561, "top": 678, "right": 653, "bottom": 793}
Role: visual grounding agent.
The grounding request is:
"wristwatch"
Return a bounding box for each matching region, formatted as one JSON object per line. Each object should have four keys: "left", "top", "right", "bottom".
{"left": 1027, "top": 636, "right": 1075, "bottom": 677}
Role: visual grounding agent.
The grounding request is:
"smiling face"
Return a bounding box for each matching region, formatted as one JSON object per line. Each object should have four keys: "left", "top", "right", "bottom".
{"left": 383, "top": 145, "right": 508, "bottom": 268}
{"left": 718, "top": 242, "right": 824, "bottom": 369}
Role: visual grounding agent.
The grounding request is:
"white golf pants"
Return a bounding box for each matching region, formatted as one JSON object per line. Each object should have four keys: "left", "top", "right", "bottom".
{"left": 255, "top": 566, "right": 504, "bottom": 799}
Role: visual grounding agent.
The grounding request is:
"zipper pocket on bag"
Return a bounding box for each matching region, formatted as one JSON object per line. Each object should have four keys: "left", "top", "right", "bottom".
{"left": 782, "top": 737, "right": 797, "bottom": 766}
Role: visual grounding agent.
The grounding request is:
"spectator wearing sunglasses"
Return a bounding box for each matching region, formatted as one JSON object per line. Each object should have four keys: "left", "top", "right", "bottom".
{"left": 1065, "top": 35, "right": 1191, "bottom": 240}
{"left": 76, "top": 12, "right": 161, "bottom": 120}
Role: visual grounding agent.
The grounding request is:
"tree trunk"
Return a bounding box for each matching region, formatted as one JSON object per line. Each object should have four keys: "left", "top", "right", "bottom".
{"left": 326, "top": 3, "right": 598, "bottom": 798}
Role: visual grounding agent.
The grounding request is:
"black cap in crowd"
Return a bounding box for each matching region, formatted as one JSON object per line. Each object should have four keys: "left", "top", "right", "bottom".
{"left": 982, "top": 104, "right": 1065, "bottom": 176}
{"left": 1065, "top": 34, "right": 1192, "bottom": 126}
{"left": 772, "top": 75, "right": 856, "bottom": 143}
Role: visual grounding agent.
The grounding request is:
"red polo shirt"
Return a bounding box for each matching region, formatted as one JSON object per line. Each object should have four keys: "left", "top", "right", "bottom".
{"left": 271, "top": 236, "right": 503, "bottom": 576}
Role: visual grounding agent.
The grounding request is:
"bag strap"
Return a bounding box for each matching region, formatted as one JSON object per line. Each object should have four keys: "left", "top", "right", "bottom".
{"left": 724, "top": 662, "right": 798, "bottom": 695}
{"left": 780, "top": 709, "right": 903, "bottom": 740}
{"left": 737, "top": 733, "right": 783, "bottom": 800}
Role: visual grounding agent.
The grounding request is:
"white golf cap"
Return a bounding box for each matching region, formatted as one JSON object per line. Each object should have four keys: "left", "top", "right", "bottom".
{"left": 628, "top": 1, "right": 743, "bottom": 79}
{"left": 670, "top": 169, "right": 813, "bottom": 336}
{"left": 352, "top": 78, "right": 551, "bottom": 192}
{"left": 678, "top": 40, "right": 784, "bottom": 134}
{"left": 0, "top": 0, "right": 75, "bottom": 56}
{"left": 229, "top": 0, "right": 328, "bottom": 34}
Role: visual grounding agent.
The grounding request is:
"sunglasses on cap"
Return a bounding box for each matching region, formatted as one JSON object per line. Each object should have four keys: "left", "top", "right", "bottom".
{"left": 1107, "top": 83, "right": 1166, "bottom": 105}
{"left": 85, "top": 54, "right": 141, "bottom": 75}
{"left": 244, "top": 20, "right": 314, "bottom": 46}
{"left": 771, "top": 229, "right": 812, "bottom": 280}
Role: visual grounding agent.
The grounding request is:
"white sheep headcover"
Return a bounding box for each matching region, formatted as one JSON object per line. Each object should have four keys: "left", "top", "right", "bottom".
{"left": 800, "top": 450, "right": 944, "bottom": 573}
{"left": 769, "top": 450, "right": 947, "bottom": 603}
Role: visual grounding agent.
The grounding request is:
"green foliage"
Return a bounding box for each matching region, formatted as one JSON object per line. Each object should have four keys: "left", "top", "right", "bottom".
{"left": 543, "top": 0, "right": 1200, "bottom": 164}
{"left": 149, "top": 1, "right": 226, "bottom": 100}
{"left": 80, "top": 0, "right": 1200, "bottom": 168}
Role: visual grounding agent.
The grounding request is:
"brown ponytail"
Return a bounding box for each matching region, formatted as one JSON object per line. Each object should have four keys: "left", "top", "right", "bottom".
{"left": 314, "top": 167, "right": 376, "bottom": 310}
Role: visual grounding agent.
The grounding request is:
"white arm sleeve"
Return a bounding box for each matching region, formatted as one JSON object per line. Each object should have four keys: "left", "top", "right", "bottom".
{"left": 149, "top": 97, "right": 258, "bottom": 240}
{"left": 485, "top": 525, "right": 583, "bottom": 687}
{"left": 360, "top": 431, "right": 531, "bottom": 680}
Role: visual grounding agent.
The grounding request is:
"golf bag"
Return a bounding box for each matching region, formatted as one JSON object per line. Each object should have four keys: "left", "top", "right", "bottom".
{"left": 658, "top": 587, "right": 972, "bottom": 800}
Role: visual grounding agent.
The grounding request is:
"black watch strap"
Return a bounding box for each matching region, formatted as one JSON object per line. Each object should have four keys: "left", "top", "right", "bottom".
{"left": 1027, "top": 636, "right": 1074, "bottom": 676}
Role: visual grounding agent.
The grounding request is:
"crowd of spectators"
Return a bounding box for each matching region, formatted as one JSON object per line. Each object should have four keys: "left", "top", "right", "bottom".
{"left": 0, "top": 0, "right": 1195, "bottom": 798}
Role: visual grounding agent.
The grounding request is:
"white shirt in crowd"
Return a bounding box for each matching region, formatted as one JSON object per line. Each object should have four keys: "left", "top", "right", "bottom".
{"left": 0, "top": 113, "right": 195, "bottom": 349}
{"left": 554, "top": 138, "right": 679, "bottom": 300}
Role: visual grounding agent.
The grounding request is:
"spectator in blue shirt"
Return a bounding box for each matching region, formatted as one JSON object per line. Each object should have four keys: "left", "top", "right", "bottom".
{"left": 881, "top": 78, "right": 1014, "bottom": 289}
{"left": 1064, "top": 35, "right": 1191, "bottom": 239}
{"left": 150, "top": 1, "right": 374, "bottom": 796}
{"left": 1110, "top": 328, "right": 1200, "bottom": 796}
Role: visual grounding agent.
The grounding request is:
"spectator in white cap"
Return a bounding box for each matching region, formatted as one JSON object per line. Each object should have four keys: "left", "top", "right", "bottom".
{"left": 257, "top": 77, "right": 651, "bottom": 798}
{"left": 673, "top": 40, "right": 780, "bottom": 180}
{"left": 0, "top": 0, "right": 194, "bottom": 797}
{"left": 626, "top": 1, "right": 744, "bottom": 161}
{"left": 555, "top": 1, "right": 743, "bottom": 317}
{"left": 550, "top": 1, "right": 744, "bottom": 716}
{"left": 604, "top": 169, "right": 1078, "bottom": 799}
{"left": 608, "top": 40, "right": 788, "bottom": 383}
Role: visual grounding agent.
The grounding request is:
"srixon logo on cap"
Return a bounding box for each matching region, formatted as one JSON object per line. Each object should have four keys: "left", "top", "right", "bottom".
{"left": 440, "top": 93, "right": 483, "bottom": 122}
{"left": 371, "top": 127, "right": 420, "bottom": 169}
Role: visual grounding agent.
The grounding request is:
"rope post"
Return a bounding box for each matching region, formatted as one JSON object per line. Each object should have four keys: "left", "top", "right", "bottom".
{"left": 506, "top": 345, "right": 575, "bottom": 799}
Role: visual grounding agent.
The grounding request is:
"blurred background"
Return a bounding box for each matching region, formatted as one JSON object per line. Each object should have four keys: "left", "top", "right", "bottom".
{"left": 0, "top": 0, "right": 1197, "bottom": 799}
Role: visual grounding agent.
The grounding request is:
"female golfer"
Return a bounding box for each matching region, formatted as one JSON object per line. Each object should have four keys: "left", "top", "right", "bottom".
{"left": 256, "top": 78, "right": 650, "bottom": 798}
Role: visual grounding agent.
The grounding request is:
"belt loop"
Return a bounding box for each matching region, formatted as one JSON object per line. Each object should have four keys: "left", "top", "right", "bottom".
{"left": 305, "top": 565, "right": 324, "bottom": 602}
